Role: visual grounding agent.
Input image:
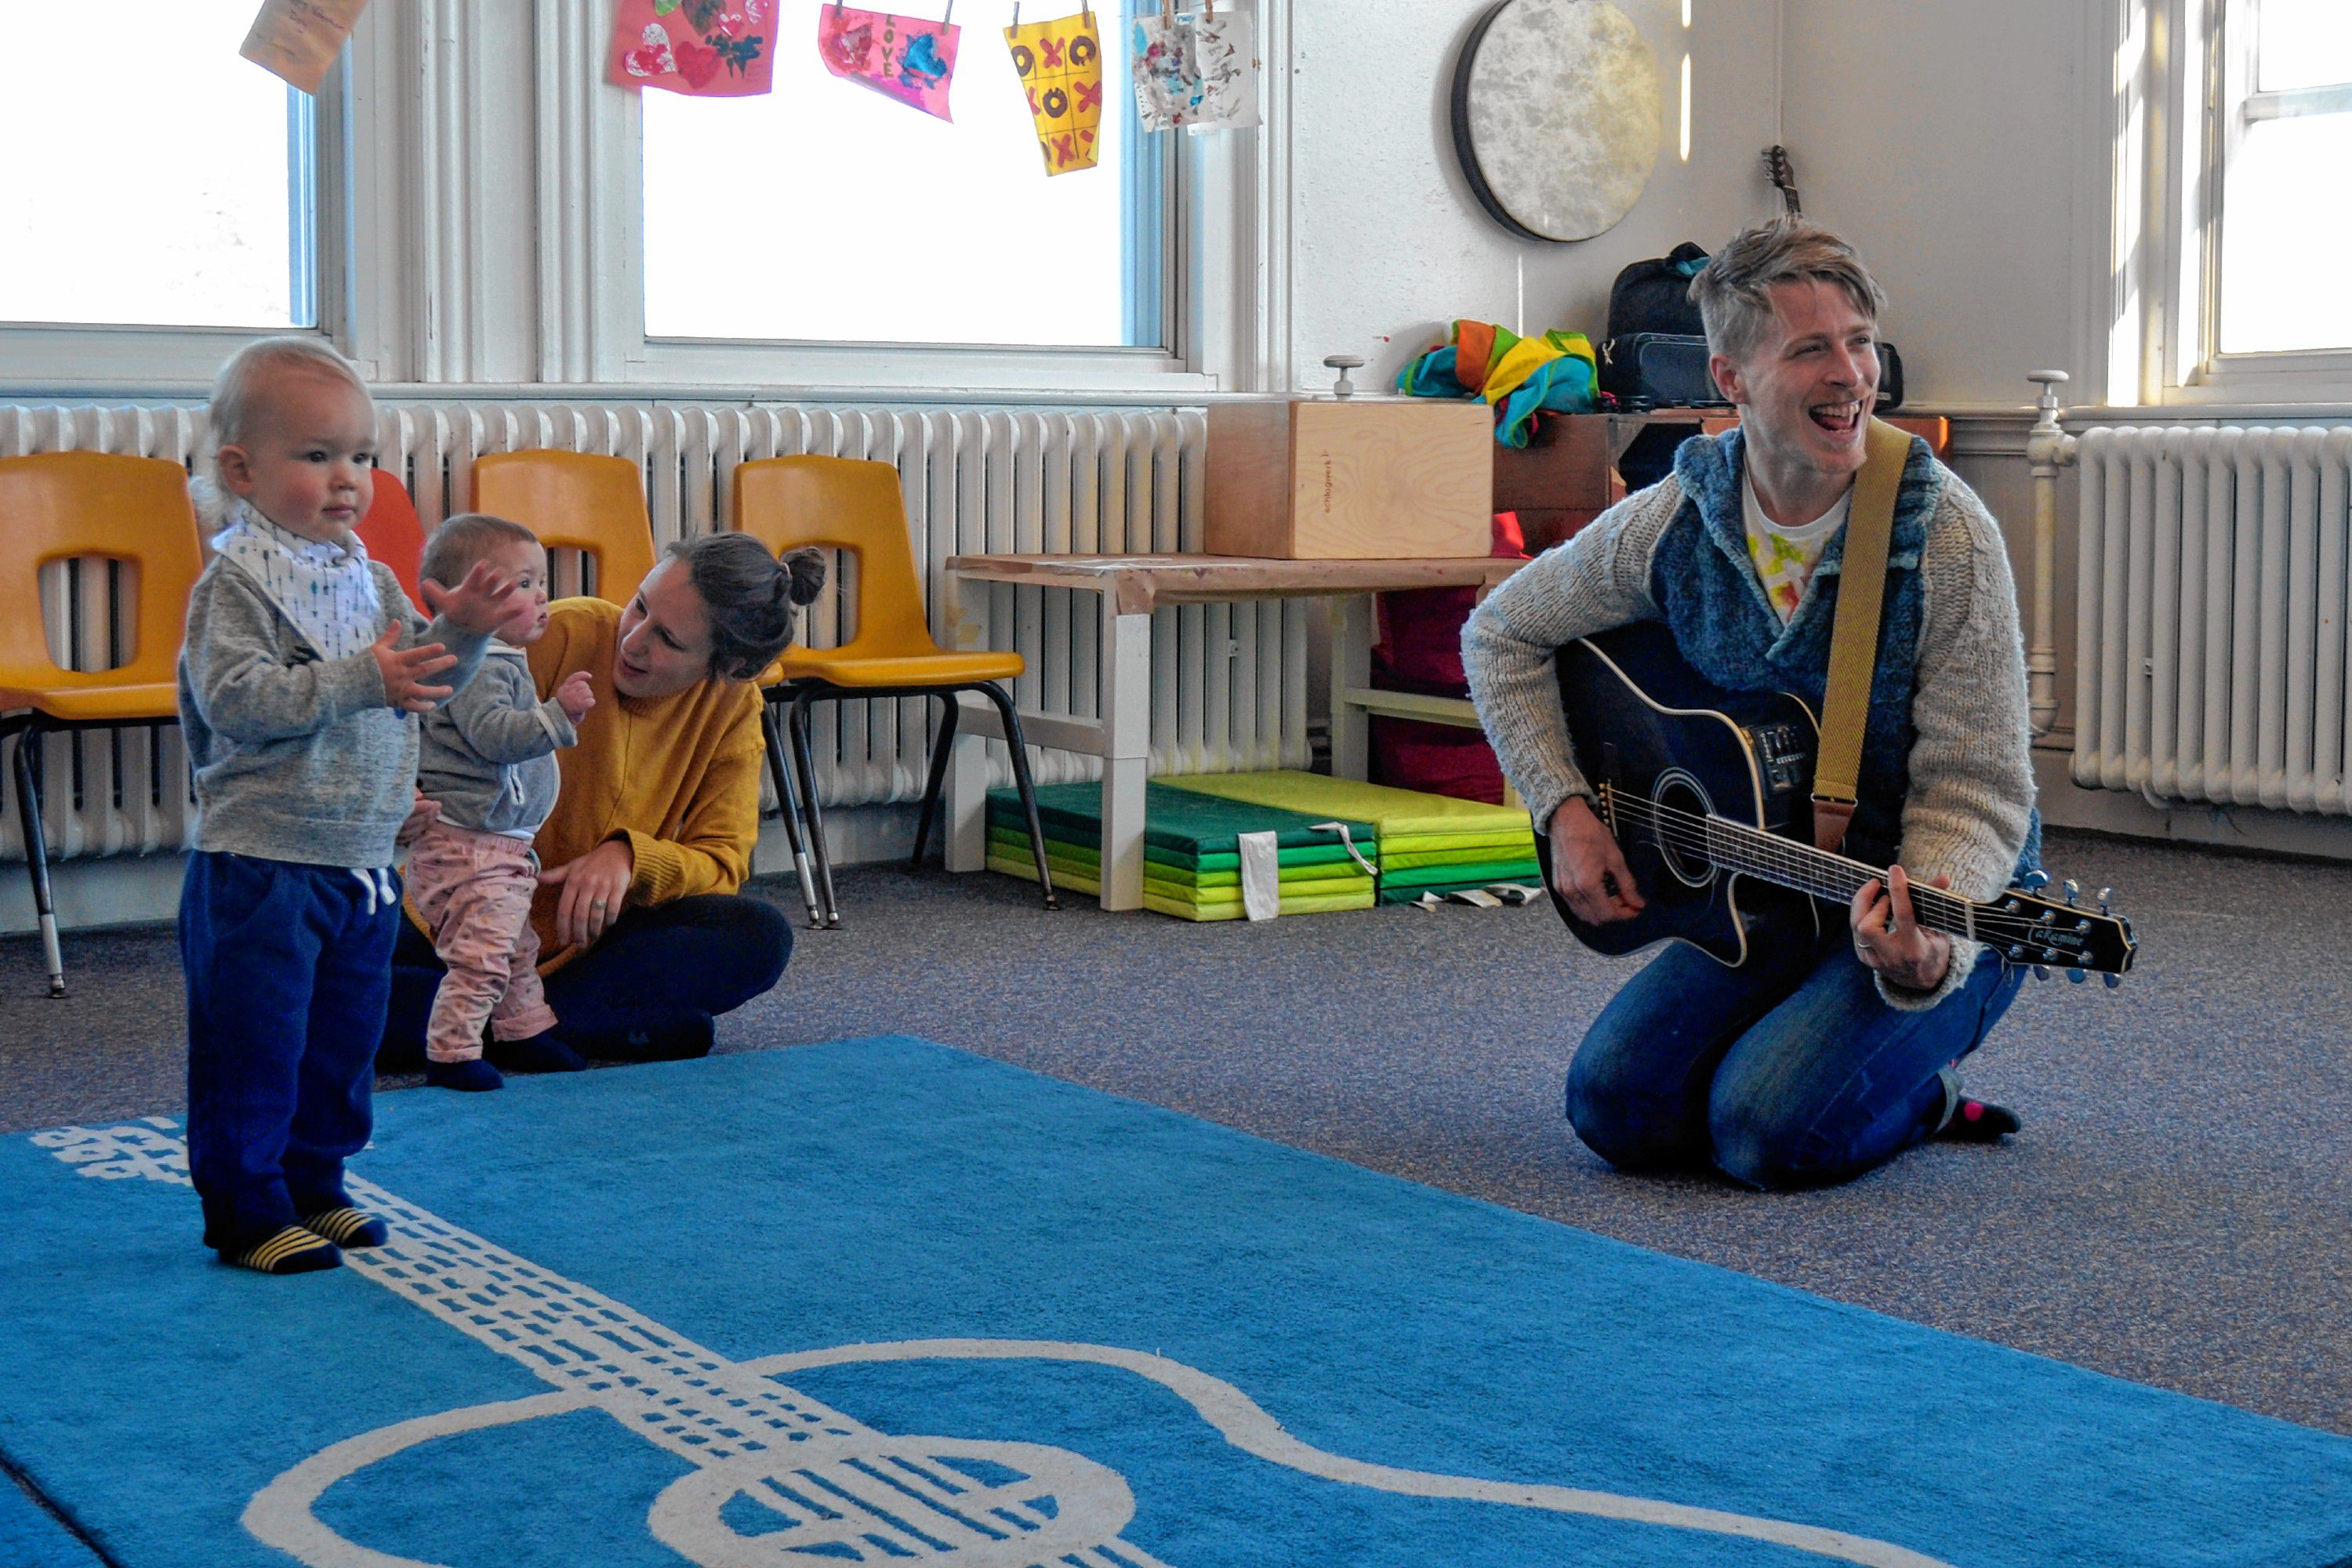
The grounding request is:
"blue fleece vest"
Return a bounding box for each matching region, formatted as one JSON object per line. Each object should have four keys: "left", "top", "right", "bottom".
{"left": 1653, "top": 428, "right": 2040, "bottom": 880}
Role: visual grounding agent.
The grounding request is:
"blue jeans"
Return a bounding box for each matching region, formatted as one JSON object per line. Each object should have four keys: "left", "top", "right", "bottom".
{"left": 181, "top": 851, "right": 395, "bottom": 1251}
{"left": 1564, "top": 916, "right": 2024, "bottom": 1190}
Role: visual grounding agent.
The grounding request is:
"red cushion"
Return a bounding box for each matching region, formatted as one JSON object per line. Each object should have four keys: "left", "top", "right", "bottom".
{"left": 356, "top": 471, "right": 425, "bottom": 607}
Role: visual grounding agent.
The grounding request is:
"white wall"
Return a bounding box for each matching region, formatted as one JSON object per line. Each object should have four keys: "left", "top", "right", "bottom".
{"left": 1778, "top": 0, "right": 2086, "bottom": 410}
{"left": 1287, "top": 0, "right": 1784, "bottom": 395}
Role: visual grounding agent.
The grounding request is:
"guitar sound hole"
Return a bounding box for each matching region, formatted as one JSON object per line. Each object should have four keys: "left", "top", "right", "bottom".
{"left": 1650, "top": 769, "right": 1717, "bottom": 890}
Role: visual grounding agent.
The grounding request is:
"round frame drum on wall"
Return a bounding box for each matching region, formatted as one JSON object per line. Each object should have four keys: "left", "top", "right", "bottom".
{"left": 1451, "top": 0, "right": 1662, "bottom": 243}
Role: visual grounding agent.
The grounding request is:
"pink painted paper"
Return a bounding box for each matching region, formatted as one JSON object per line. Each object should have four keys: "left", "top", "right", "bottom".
{"left": 818, "top": 6, "right": 961, "bottom": 122}
{"left": 608, "top": 0, "right": 777, "bottom": 98}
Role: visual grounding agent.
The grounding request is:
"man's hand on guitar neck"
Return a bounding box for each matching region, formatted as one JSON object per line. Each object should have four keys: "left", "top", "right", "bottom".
{"left": 1851, "top": 863, "right": 1952, "bottom": 993}
{"left": 1549, "top": 796, "right": 1646, "bottom": 924}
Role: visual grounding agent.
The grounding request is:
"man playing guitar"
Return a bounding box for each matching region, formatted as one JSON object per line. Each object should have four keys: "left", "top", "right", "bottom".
{"left": 1464, "top": 217, "right": 2039, "bottom": 1189}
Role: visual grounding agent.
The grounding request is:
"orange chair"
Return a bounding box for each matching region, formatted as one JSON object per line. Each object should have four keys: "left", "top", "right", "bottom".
{"left": 471, "top": 451, "right": 657, "bottom": 604}
{"left": 354, "top": 469, "right": 426, "bottom": 606}
{"left": 0, "top": 453, "right": 205, "bottom": 996}
{"left": 731, "top": 456, "right": 1055, "bottom": 927}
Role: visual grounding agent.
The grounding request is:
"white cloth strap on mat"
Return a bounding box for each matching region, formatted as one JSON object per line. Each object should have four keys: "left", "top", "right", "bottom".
{"left": 1238, "top": 831, "right": 1282, "bottom": 922}
{"left": 1307, "top": 822, "right": 1378, "bottom": 876}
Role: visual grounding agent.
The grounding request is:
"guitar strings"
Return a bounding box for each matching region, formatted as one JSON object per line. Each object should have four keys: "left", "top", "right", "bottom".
{"left": 1598, "top": 789, "right": 2089, "bottom": 950}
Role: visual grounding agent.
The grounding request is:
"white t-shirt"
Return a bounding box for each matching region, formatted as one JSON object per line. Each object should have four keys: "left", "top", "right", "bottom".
{"left": 1742, "top": 473, "right": 1851, "bottom": 625}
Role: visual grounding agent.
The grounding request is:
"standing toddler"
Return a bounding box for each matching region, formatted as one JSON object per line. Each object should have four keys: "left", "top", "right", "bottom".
{"left": 406, "top": 514, "right": 595, "bottom": 1091}
{"left": 178, "top": 337, "right": 524, "bottom": 1275}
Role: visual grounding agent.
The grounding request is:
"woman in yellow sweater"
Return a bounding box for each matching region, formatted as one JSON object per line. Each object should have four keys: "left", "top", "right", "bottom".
{"left": 379, "top": 534, "right": 825, "bottom": 1071}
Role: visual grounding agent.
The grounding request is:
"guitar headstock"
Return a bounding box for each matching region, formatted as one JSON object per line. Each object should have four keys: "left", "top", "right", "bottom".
{"left": 1975, "top": 878, "right": 2137, "bottom": 982}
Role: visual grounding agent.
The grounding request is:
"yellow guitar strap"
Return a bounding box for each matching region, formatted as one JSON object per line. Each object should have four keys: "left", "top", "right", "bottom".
{"left": 1810, "top": 418, "right": 1913, "bottom": 853}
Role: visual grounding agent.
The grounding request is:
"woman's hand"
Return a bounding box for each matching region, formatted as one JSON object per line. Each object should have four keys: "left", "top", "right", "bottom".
{"left": 540, "top": 837, "right": 635, "bottom": 949}
{"left": 1850, "top": 864, "right": 1952, "bottom": 992}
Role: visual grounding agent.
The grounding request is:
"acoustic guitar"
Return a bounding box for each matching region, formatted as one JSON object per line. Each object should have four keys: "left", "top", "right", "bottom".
{"left": 1540, "top": 622, "right": 2138, "bottom": 982}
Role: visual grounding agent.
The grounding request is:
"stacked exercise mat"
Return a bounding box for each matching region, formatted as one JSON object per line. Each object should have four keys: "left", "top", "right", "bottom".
{"left": 1163, "top": 771, "right": 1539, "bottom": 904}
{"left": 985, "top": 781, "right": 1377, "bottom": 921}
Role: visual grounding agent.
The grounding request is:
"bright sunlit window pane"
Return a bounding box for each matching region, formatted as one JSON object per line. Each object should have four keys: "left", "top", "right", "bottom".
{"left": 0, "top": 1, "right": 315, "bottom": 330}
{"left": 2256, "top": 0, "right": 2352, "bottom": 93}
{"left": 2220, "top": 115, "right": 2352, "bottom": 352}
{"left": 643, "top": 9, "right": 1155, "bottom": 348}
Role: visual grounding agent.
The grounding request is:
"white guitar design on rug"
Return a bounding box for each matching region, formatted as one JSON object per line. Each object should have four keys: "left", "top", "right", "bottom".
{"left": 34, "top": 1120, "right": 1954, "bottom": 1568}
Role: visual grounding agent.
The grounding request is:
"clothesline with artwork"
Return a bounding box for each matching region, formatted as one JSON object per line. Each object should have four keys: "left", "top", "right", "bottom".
{"left": 603, "top": 0, "right": 1258, "bottom": 174}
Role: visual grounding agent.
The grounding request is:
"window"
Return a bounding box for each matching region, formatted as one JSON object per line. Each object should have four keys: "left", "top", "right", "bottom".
{"left": 0, "top": 1, "right": 318, "bottom": 332}
{"left": 639, "top": 4, "right": 1166, "bottom": 351}
{"left": 2213, "top": 0, "right": 2352, "bottom": 354}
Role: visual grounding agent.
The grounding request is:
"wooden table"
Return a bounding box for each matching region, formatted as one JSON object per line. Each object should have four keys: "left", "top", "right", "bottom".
{"left": 940, "top": 553, "right": 1525, "bottom": 911}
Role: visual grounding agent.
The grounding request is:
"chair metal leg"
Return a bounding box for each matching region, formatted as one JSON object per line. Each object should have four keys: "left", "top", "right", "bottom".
{"left": 11, "top": 726, "right": 65, "bottom": 997}
{"left": 979, "top": 682, "right": 1058, "bottom": 910}
{"left": 909, "top": 693, "right": 962, "bottom": 870}
{"left": 789, "top": 691, "right": 842, "bottom": 929}
{"left": 760, "top": 703, "right": 824, "bottom": 930}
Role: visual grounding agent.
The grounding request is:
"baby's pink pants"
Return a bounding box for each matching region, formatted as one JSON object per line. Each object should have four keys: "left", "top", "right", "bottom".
{"left": 407, "top": 820, "right": 557, "bottom": 1063}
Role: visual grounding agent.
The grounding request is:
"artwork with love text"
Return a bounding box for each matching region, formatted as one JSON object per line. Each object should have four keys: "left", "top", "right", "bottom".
{"left": 819, "top": 5, "right": 963, "bottom": 121}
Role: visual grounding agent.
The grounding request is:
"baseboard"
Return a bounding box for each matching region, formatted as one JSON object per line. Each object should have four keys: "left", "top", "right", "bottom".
{"left": 1, "top": 803, "right": 936, "bottom": 938}
{"left": 2034, "top": 747, "right": 2352, "bottom": 862}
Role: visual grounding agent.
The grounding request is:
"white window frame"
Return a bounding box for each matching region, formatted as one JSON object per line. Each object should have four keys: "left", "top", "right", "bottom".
{"left": 0, "top": 0, "right": 1290, "bottom": 401}
{"left": 2107, "top": 0, "right": 2352, "bottom": 405}
{"left": 543, "top": 2, "right": 1273, "bottom": 397}
{"left": 0, "top": 52, "right": 358, "bottom": 394}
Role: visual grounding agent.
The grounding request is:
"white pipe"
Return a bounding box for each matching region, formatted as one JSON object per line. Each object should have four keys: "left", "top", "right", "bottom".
{"left": 2023, "top": 371, "right": 2075, "bottom": 740}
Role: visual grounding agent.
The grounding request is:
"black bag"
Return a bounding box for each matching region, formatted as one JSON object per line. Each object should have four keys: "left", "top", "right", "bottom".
{"left": 1599, "top": 333, "right": 1722, "bottom": 408}
{"left": 1606, "top": 242, "right": 1710, "bottom": 340}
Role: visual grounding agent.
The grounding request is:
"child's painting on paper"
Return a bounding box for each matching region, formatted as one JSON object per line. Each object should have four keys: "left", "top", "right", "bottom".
{"left": 819, "top": 5, "right": 962, "bottom": 122}
{"left": 608, "top": 0, "right": 777, "bottom": 97}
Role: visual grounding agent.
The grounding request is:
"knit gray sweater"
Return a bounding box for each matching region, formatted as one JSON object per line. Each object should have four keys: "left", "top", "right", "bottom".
{"left": 415, "top": 646, "right": 578, "bottom": 837}
{"left": 1461, "top": 472, "right": 2036, "bottom": 1010}
{"left": 177, "top": 558, "right": 490, "bottom": 869}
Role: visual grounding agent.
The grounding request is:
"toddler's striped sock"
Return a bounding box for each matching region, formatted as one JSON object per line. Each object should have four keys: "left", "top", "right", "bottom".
{"left": 300, "top": 1207, "right": 390, "bottom": 1248}
{"left": 224, "top": 1226, "right": 342, "bottom": 1275}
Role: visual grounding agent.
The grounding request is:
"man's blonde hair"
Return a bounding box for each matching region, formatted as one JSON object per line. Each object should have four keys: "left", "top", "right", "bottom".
{"left": 1688, "top": 217, "right": 1887, "bottom": 365}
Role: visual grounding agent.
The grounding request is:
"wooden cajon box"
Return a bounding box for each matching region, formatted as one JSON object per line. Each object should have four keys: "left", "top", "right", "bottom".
{"left": 1206, "top": 400, "right": 1494, "bottom": 559}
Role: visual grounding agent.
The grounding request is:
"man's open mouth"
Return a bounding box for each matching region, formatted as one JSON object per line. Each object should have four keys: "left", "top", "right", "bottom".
{"left": 1809, "top": 400, "right": 1863, "bottom": 435}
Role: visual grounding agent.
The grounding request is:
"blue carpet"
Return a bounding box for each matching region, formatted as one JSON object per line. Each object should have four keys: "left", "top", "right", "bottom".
{"left": 2, "top": 1038, "right": 2350, "bottom": 1568}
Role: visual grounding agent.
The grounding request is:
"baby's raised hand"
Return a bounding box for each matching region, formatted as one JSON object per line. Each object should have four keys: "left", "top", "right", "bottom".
{"left": 419, "top": 557, "right": 528, "bottom": 635}
{"left": 371, "top": 623, "right": 457, "bottom": 713}
{"left": 554, "top": 669, "right": 596, "bottom": 724}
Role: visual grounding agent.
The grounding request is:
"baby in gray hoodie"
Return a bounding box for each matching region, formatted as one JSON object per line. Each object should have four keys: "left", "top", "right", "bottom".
{"left": 405, "top": 514, "right": 597, "bottom": 1091}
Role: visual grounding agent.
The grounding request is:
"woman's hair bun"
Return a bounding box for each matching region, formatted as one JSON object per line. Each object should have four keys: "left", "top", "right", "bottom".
{"left": 782, "top": 546, "right": 826, "bottom": 608}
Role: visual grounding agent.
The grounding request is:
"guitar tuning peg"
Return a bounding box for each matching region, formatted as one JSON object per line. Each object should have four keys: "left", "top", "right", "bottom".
{"left": 2097, "top": 887, "right": 2112, "bottom": 914}
{"left": 2022, "top": 869, "right": 2051, "bottom": 892}
{"left": 2066, "top": 967, "right": 2087, "bottom": 984}
{"left": 2032, "top": 964, "right": 2051, "bottom": 982}
{"left": 2062, "top": 879, "right": 2080, "bottom": 906}
{"left": 2103, "top": 972, "right": 2122, "bottom": 990}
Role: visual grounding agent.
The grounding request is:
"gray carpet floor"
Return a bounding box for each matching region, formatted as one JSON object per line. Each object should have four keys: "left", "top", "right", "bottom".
{"left": 4, "top": 827, "right": 2347, "bottom": 1438}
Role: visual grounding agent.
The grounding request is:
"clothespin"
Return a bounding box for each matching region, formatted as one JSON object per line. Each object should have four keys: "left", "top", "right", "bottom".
{"left": 1011, "top": 2, "right": 1019, "bottom": 25}
{"left": 942, "top": 0, "right": 953, "bottom": 24}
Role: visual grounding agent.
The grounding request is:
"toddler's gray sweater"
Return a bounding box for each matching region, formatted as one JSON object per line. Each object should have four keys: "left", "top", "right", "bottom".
{"left": 176, "top": 558, "right": 489, "bottom": 869}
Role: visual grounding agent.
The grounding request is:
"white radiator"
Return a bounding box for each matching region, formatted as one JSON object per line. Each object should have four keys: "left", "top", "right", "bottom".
{"left": 0, "top": 400, "right": 1308, "bottom": 866}
{"left": 2074, "top": 424, "right": 2352, "bottom": 814}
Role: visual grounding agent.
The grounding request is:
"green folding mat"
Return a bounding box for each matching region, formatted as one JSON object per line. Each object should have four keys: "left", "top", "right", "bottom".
{"left": 1379, "top": 858, "right": 1543, "bottom": 891}
{"left": 984, "top": 783, "right": 1377, "bottom": 862}
{"left": 1158, "top": 773, "right": 1535, "bottom": 882}
{"left": 987, "top": 851, "right": 1375, "bottom": 921}
{"left": 986, "top": 828, "right": 1372, "bottom": 893}
{"left": 983, "top": 814, "right": 1363, "bottom": 874}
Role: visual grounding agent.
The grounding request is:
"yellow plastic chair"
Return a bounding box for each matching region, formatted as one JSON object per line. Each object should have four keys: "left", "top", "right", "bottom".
{"left": 471, "top": 451, "right": 657, "bottom": 604}
{"left": 0, "top": 453, "right": 205, "bottom": 996}
{"left": 731, "top": 455, "right": 1055, "bottom": 927}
